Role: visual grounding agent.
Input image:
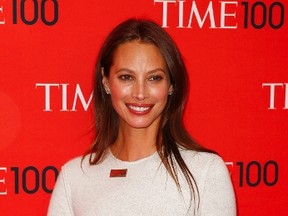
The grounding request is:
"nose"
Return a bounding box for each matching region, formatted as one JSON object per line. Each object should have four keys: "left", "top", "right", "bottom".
{"left": 132, "top": 80, "right": 148, "bottom": 101}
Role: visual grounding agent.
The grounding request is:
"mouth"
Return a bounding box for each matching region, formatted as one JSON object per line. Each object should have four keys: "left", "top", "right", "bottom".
{"left": 126, "top": 103, "right": 154, "bottom": 115}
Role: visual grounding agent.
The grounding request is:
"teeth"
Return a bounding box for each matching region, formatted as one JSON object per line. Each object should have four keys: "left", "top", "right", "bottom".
{"left": 129, "top": 106, "right": 150, "bottom": 112}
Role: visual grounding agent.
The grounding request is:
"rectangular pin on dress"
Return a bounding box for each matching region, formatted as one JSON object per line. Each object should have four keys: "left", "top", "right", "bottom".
{"left": 110, "top": 169, "right": 128, "bottom": 177}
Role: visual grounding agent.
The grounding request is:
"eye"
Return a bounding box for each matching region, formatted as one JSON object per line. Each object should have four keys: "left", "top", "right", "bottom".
{"left": 119, "top": 74, "right": 133, "bottom": 81}
{"left": 148, "top": 75, "right": 163, "bottom": 81}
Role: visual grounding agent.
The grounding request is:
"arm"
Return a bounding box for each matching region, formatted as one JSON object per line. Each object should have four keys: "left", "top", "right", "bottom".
{"left": 200, "top": 156, "right": 237, "bottom": 216}
{"left": 47, "top": 167, "right": 74, "bottom": 216}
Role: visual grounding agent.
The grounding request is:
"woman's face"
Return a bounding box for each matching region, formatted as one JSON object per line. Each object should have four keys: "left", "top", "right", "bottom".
{"left": 103, "top": 40, "right": 173, "bottom": 130}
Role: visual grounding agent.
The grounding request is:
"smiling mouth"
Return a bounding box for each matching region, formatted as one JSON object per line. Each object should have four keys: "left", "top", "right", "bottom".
{"left": 126, "top": 104, "right": 153, "bottom": 114}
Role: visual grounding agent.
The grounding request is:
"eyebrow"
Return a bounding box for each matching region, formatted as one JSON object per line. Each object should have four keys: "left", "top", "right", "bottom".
{"left": 115, "top": 68, "right": 167, "bottom": 74}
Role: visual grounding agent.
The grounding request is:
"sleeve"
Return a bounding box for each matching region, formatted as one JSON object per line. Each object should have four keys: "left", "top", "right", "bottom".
{"left": 200, "top": 156, "right": 237, "bottom": 216}
{"left": 47, "top": 167, "right": 74, "bottom": 216}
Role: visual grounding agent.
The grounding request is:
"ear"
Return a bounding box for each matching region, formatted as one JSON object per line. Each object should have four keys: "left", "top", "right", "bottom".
{"left": 101, "top": 68, "right": 111, "bottom": 94}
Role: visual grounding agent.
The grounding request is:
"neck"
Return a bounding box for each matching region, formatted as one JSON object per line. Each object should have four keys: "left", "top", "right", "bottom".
{"left": 111, "top": 122, "right": 159, "bottom": 161}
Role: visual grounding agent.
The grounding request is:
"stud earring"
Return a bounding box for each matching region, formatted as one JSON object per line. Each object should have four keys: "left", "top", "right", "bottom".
{"left": 168, "top": 91, "right": 173, "bottom": 95}
{"left": 104, "top": 86, "right": 110, "bottom": 94}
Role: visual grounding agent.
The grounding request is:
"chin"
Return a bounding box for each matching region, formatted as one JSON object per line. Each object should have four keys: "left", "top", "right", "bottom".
{"left": 120, "top": 114, "right": 162, "bottom": 129}
{"left": 128, "top": 123, "right": 154, "bottom": 129}
{"left": 126, "top": 119, "right": 157, "bottom": 129}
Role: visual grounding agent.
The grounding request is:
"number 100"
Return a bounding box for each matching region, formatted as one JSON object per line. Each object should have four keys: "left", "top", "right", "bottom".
{"left": 237, "top": 161, "right": 278, "bottom": 187}
{"left": 12, "top": 0, "right": 58, "bottom": 26}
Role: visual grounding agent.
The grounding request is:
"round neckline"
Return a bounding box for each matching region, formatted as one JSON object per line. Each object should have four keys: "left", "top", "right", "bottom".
{"left": 108, "top": 148, "right": 158, "bottom": 165}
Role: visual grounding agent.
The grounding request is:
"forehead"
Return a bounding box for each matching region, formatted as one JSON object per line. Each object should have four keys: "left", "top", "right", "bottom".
{"left": 111, "top": 41, "right": 166, "bottom": 69}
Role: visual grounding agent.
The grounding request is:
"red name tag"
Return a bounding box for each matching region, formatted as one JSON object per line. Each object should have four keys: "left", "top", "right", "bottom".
{"left": 110, "top": 169, "right": 128, "bottom": 177}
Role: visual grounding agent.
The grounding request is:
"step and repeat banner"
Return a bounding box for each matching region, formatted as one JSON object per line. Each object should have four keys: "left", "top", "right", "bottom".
{"left": 1, "top": 0, "right": 287, "bottom": 215}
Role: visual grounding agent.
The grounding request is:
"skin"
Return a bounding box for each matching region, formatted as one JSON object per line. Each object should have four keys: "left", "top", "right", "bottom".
{"left": 102, "top": 41, "right": 173, "bottom": 161}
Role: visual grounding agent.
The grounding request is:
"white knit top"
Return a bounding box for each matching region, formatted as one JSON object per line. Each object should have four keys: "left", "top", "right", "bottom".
{"left": 47, "top": 149, "right": 236, "bottom": 216}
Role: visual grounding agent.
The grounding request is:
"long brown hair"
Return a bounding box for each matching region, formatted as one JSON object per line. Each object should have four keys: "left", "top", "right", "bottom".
{"left": 85, "top": 18, "right": 215, "bottom": 213}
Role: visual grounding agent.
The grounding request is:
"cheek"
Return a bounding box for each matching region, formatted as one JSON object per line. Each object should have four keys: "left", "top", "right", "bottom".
{"left": 110, "top": 84, "right": 131, "bottom": 103}
{"left": 150, "top": 87, "right": 169, "bottom": 103}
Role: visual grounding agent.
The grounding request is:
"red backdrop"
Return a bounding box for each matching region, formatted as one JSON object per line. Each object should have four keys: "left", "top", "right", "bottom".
{"left": 1, "top": 0, "right": 287, "bottom": 215}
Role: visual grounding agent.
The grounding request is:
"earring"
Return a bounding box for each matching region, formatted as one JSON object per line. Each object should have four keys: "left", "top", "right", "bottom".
{"left": 168, "top": 91, "right": 173, "bottom": 95}
{"left": 104, "top": 85, "right": 110, "bottom": 94}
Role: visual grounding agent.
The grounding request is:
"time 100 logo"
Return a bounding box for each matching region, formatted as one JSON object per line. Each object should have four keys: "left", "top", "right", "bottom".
{"left": 12, "top": 0, "right": 58, "bottom": 26}
{"left": 236, "top": 160, "right": 278, "bottom": 187}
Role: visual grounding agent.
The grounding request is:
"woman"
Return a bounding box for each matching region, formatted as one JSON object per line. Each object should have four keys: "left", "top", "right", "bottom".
{"left": 48, "top": 18, "right": 236, "bottom": 216}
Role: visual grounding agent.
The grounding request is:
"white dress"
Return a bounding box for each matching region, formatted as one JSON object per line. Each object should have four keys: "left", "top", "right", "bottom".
{"left": 47, "top": 149, "right": 236, "bottom": 216}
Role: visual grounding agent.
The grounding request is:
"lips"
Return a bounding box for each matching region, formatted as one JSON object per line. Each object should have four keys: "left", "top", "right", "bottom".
{"left": 126, "top": 103, "right": 154, "bottom": 115}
